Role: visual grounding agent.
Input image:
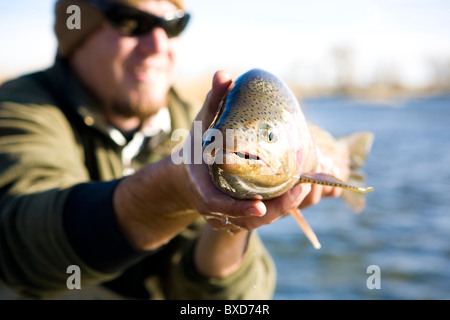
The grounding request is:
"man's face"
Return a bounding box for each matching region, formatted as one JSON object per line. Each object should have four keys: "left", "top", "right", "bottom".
{"left": 71, "top": 0, "right": 181, "bottom": 121}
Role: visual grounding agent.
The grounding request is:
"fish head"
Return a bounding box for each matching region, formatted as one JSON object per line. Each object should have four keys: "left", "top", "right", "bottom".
{"left": 203, "top": 69, "right": 317, "bottom": 199}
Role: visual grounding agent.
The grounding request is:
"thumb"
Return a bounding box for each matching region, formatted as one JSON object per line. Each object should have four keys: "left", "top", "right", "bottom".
{"left": 195, "top": 70, "right": 233, "bottom": 127}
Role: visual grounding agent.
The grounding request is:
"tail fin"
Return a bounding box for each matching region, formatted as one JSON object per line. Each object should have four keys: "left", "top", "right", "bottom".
{"left": 339, "top": 132, "right": 374, "bottom": 213}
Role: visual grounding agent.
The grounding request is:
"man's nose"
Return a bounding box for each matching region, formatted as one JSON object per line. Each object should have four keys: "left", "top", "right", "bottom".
{"left": 138, "top": 27, "right": 170, "bottom": 54}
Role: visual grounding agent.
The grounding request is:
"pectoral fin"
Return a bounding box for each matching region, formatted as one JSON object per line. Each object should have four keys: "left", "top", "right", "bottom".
{"left": 299, "top": 173, "right": 374, "bottom": 193}
{"left": 299, "top": 172, "right": 374, "bottom": 214}
{"left": 289, "top": 208, "right": 321, "bottom": 249}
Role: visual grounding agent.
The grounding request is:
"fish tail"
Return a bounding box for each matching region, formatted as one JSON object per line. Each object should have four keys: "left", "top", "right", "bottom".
{"left": 339, "top": 132, "right": 374, "bottom": 214}
{"left": 342, "top": 132, "right": 374, "bottom": 171}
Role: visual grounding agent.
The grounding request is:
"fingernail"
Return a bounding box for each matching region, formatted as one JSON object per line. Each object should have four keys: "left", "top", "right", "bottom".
{"left": 245, "top": 203, "right": 266, "bottom": 216}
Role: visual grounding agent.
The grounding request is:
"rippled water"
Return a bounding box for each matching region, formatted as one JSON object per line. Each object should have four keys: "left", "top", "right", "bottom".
{"left": 258, "top": 94, "right": 450, "bottom": 300}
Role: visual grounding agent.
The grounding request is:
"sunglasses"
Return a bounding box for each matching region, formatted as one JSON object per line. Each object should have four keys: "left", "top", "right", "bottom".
{"left": 85, "top": 0, "right": 190, "bottom": 38}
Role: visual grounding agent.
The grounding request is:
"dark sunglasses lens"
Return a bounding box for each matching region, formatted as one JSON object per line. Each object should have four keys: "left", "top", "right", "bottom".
{"left": 106, "top": 6, "right": 189, "bottom": 37}
{"left": 105, "top": 7, "right": 156, "bottom": 36}
{"left": 163, "top": 14, "right": 190, "bottom": 37}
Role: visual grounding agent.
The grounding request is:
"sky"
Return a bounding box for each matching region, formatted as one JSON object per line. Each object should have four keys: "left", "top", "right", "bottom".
{"left": 1, "top": 0, "right": 450, "bottom": 88}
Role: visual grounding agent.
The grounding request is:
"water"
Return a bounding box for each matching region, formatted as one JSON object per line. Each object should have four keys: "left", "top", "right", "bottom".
{"left": 258, "top": 94, "right": 450, "bottom": 300}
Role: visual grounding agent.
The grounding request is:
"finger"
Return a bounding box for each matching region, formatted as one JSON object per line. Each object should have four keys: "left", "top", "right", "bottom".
{"left": 195, "top": 70, "right": 233, "bottom": 126}
{"left": 226, "top": 184, "right": 312, "bottom": 231}
{"left": 210, "top": 70, "right": 233, "bottom": 109}
{"left": 264, "top": 184, "right": 311, "bottom": 215}
{"left": 189, "top": 172, "right": 267, "bottom": 218}
{"left": 328, "top": 186, "right": 342, "bottom": 198}
{"left": 321, "top": 185, "right": 334, "bottom": 196}
{"left": 187, "top": 158, "right": 267, "bottom": 219}
{"left": 289, "top": 184, "right": 312, "bottom": 208}
{"left": 299, "top": 184, "right": 322, "bottom": 209}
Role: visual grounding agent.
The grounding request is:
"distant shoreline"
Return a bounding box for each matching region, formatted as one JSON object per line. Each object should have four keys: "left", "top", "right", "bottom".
{"left": 2, "top": 72, "right": 448, "bottom": 106}
{"left": 173, "top": 76, "right": 450, "bottom": 107}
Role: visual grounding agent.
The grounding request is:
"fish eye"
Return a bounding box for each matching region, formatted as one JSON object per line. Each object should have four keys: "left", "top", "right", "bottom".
{"left": 259, "top": 123, "right": 276, "bottom": 143}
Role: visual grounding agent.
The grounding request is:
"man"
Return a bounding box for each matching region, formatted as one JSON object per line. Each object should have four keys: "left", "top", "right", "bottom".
{"left": 0, "top": 0, "right": 338, "bottom": 299}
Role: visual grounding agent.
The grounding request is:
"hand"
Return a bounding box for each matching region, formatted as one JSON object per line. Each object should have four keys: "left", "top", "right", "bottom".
{"left": 182, "top": 71, "right": 314, "bottom": 232}
{"left": 181, "top": 71, "right": 265, "bottom": 223}
{"left": 298, "top": 153, "right": 343, "bottom": 210}
{"left": 184, "top": 71, "right": 344, "bottom": 278}
{"left": 113, "top": 71, "right": 314, "bottom": 252}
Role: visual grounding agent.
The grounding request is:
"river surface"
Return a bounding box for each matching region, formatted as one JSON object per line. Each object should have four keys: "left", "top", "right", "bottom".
{"left": 258, "top": 94, "right": 450, "bottom": 300}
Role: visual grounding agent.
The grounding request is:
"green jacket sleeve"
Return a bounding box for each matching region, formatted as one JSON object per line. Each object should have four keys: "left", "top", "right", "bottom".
{"left": 157, "top": 219, "right": 276, "bottom": 300}
{"left": 0, "top": 77, "right": 120, "bottom": 298}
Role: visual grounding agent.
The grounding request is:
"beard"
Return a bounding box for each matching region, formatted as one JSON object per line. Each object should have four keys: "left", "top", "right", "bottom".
{"left": 110, "top": 83, "right": 169, "bottom": 120}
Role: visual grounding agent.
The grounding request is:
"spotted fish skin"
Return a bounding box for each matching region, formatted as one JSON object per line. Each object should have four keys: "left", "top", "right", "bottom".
{"left": 203, "top": 69, "right": 318, "bottom": 200}
{"left": 203, "top": 69, "right": 373, "bottom": 212}
{"left": 202, "top": 69, "right": 374, "bottom": 249}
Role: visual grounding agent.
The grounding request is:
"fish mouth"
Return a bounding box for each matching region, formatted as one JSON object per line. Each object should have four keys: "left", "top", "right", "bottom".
{"left": 234, "top": 151, "right": 262, "bottom": 162}
{"left": 219, "top": 149, "right": 280, "bottom": 175}
{"left": 226, "top": 149, "right": 269, "bottom": 166}
{"left": 205, "top": 147, "right": 280, "bottom": 175}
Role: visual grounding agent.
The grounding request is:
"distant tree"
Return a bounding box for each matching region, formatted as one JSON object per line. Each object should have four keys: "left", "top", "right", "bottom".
{"left": 427, "top": 57, "right": 450, "bottom": 91}
{"left": 332, "top": 46, "right": 355, "bottom": 93}
{"left": 371, "top": 62, "right": 403, "bottom": 89}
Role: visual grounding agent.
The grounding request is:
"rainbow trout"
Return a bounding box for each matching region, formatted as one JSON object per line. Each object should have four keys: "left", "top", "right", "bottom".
{"left": 203, "top": 69, "right": 374, "bottom": 249}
